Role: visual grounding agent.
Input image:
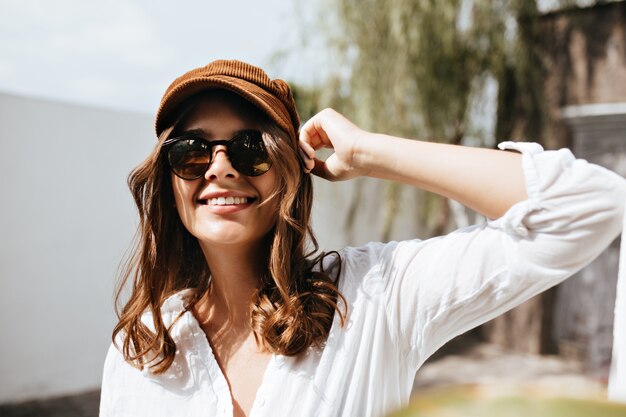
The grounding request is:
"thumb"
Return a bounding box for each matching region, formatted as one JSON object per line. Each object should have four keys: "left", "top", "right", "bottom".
{"left": 311, "top": 153, "right": 351, "bottom": 181}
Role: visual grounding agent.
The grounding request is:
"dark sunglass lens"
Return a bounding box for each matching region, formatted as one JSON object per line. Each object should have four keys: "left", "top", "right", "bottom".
{"left": 229, "top": 131, "right": 272, "bottom": 176}
{"left": 167, "top": 139, "right": 210, "bottom": 179}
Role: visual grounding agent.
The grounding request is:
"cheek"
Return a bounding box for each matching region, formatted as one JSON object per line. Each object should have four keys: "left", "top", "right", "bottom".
{"left": 261, "top": 172, "right": 290, "bottom": 232}
{"left": 257, "top": 169, "right": 279, "bottom": 196}
{"left": 257, "top": 172, "right": 281, "bottom": 210}
{"left": 171, "top": 175, "right": 197, "bottom": 227}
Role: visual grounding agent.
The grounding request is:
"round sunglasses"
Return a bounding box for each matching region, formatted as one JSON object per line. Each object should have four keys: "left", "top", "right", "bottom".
{"left": 163, "top": 130, "right": 272, "bottom": 180}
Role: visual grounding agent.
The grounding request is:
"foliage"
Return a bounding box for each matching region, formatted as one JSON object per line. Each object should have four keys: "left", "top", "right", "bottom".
{"left": 292, "top": 0, "right": 608, "bottom": 239}
{"left": 311, "top": 0, "right": 598, "bottom": 144}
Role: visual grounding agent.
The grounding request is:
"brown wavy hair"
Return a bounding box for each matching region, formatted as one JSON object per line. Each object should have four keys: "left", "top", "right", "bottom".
{"left": 112, "top": 92, "right": 346, "bottom": 374}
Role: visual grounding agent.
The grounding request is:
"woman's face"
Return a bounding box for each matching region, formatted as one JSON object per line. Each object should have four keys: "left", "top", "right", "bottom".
{"left": 170, "top": 92, "right": 278, "bottom": 252}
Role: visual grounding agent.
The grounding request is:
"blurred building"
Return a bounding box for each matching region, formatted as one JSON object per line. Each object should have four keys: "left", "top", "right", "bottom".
{"left": 484, "top": 1, "right": 626, "bottom": 377}
{"left": 548, "top": 1, "right": 626, "bottom": 376}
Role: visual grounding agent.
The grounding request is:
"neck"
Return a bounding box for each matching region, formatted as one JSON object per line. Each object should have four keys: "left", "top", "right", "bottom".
{"left": 194, "top": 239, "right": 270, "bottom": 329}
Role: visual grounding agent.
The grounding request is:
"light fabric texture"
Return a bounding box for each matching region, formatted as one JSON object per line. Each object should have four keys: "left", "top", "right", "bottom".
{"left": 100, "top": 142, "right": 626, "bottom": 417}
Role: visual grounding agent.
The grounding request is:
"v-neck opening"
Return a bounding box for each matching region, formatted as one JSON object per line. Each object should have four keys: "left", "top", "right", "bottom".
{"left": 248, "top": 353, "right": 283, "bottom": 417}
{"left": 187, "top": 310, "right": 281, "bottom": 417}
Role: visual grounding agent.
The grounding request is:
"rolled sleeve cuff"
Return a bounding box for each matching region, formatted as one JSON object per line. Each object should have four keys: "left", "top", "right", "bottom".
{"left": 487, "top": 141, "right": 545, "bottom": 238}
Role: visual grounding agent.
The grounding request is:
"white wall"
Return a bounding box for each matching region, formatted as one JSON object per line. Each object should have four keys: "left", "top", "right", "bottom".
{"left": 0, "top": 93, "right": 153, "bottom": 403}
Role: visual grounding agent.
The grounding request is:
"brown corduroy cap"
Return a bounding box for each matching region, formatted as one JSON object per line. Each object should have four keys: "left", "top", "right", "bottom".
{"left": 155, "top": 59, "right": 300, "bottom": 140}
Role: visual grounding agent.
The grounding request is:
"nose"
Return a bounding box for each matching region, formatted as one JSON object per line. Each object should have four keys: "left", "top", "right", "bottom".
{"left": 204, "top": 145, "right": 239, "bottom": 180}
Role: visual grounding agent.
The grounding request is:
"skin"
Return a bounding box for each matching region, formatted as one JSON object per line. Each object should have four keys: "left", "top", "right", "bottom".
{"left": 171, "top": 99, "right": 527, "bottom": 417}
{"left": 171, "top": 92, "right": 277, "bottom": 417}
{"left": 298, "top": 108, "right": 527, "bottom": 220}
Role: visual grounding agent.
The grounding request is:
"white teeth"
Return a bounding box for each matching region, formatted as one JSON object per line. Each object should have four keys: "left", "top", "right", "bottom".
{"left": 208, "top": 197, "right": 249, "bottom": 205}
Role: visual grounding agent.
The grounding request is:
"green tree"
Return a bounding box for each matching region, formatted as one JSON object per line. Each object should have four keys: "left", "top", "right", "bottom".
{"left": 292, "top": 0, "right": 601, "bottom": 238}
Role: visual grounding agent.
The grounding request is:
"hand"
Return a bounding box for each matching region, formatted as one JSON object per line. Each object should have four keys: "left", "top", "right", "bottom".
{"left": 299, "top": 108, "right": 369, "bottom": 181}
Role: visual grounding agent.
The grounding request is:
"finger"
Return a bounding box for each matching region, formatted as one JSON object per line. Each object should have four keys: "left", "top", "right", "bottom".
{"left": 300, "top": 115, "right": 331, "bottom": 150}
{"left": 298, "top": 148, "right": 315, "bottom": 173}
{"left": 299, "top": 114, "right": 318, "bottom": 142}
{"left": 311, "top": 156, "right": 344, "bottom": 181}
{"left": 299, "top": 117, "right": 318, "bottom": 148}
{"left": 311, "top": 158, "right": 329, "bottom": 179}
{"left": 298, "top": 137, "right": 316, "bottom": 160}
{"left": 300, "top": 126, "right": 324, "bottom": 150}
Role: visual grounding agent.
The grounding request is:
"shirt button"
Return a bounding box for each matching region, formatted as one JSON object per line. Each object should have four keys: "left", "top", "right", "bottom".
{"left": 258, "top": 397, "right": 265, "bottom": 407}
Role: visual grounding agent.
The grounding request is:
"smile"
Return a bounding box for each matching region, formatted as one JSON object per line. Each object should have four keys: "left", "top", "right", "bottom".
{"left": 199, "top": 196, "right": 255, "bottom": 206}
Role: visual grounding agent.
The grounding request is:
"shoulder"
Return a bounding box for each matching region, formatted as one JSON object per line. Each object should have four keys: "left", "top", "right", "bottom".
{"left": 105, "top": 288, "right": 198, "bottom": 380}
{"left": 338, "top": 239, "right": 424, "bottom": 279}
{"left": 325, "top": 240, "right": 428, "bottom": 298}
{"left": 100, "top": 341, "right": 142, "bottom": 416}
{"left": 141, "top": 288, "right": 196, "bottom": 330}
{"left": 311, "top": 243, "right": 392, "bottom": 283}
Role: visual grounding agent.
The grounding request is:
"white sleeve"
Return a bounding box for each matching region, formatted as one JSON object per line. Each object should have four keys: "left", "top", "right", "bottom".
{"left": 99, "top": 341, "right": 144, "bottom": 417}
{"left": 349, "top": 142, "right": 625, "bottom": 370}
{"left": 99, "top": 343, "right": 120, "bottom": 417}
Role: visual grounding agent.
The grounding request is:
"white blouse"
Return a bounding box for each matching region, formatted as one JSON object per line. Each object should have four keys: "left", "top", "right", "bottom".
{"left": 100, "top": 142, "right": 626, "bottom": 417}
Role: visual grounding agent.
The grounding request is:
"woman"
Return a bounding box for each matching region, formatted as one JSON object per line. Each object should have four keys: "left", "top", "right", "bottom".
{"left": 100, "top": 59, "right": 625, "bottom": 417}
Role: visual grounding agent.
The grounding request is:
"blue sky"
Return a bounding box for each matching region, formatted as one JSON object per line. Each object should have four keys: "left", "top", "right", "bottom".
{"left": 0, "top": 0, "right": 321, "bottom": 114}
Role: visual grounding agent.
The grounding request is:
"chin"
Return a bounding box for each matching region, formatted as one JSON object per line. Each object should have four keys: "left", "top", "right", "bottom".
{"left": 194, "top": 228, "right": 272, "bottom": 249}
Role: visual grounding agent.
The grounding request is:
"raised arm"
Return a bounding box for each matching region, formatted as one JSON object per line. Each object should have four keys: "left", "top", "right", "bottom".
{"left": 299, "top": 108, "right": 526, "bottom": 219}
{"left": 301, "top": 108, "right": 626, "bottom": 397}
